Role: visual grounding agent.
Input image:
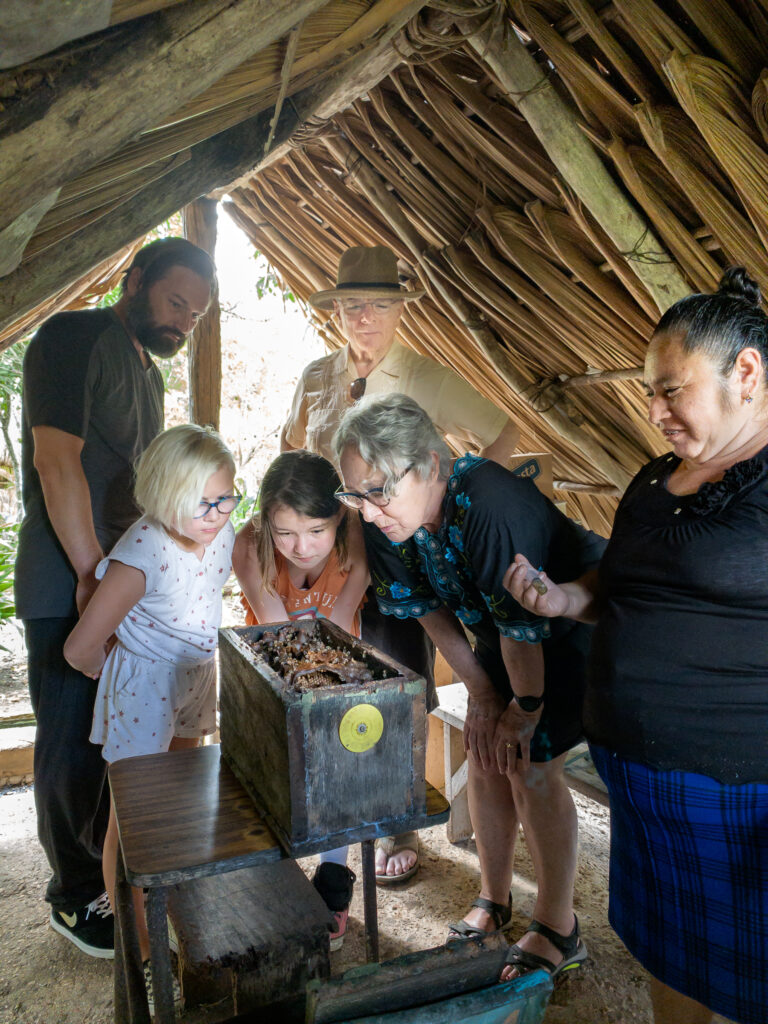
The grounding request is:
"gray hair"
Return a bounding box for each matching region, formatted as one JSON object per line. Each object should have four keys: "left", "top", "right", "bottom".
{"left": 333, "top": 393, "right": 451, "bottom": 491}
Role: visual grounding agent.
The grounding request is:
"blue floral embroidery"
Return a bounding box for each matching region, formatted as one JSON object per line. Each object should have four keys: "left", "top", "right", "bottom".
{"left": 444, "top": 547, "right": 456, "bottom": 564}
{"left": 448, "top": 525, "right": 464, "bottom": 551}
{"left": 456, "top": 606, "right": 482, "bottom": 626}
{"left": 497, "top": 620, "right": 551, "bottom": 643}
{"left": 455, "top": 492, "right": 471, "bottom": 510}
{"left": 390, "top": 582, "right": 412, "bottom": 599}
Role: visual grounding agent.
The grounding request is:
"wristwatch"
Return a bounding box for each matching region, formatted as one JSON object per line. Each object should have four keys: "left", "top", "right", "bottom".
{"left": 512, "top": 692, "right": 544, "bottom": 713}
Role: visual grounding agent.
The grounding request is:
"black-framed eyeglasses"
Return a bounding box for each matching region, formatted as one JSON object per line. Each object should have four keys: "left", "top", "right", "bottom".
{"left": 350, "top": 377, "right": 367, "bottom": 401}
{"left": 193, "top": 494, "right": 242, "bottom": 519}
{"left": 334, "top": 466, "right": 413, "bottom": 510}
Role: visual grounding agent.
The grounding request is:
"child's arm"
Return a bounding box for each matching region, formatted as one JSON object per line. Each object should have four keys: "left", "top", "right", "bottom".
{"left": 232, "top": 520, "right": 290, "bottom": 623}
{"left": 63, "top": 561, "right": 147, "bottom": 678}
{"left": 329, "top": 512, "right": 370, "bottom": 635}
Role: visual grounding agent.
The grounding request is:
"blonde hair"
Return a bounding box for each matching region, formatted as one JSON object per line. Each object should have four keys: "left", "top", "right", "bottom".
{"left": 252, "top": 451, "right": 348, "bottom": 594}
{"left": 134, "top": 424, "right": 235, "bottom": 530}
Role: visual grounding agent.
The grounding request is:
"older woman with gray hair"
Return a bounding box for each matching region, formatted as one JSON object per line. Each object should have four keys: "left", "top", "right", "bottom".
{"left": 333, "top": 393, "right": 605, "bottom": 979}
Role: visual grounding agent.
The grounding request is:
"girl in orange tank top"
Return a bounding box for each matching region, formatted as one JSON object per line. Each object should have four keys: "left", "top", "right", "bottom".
{"left": 232, "top": 450, "right": 369, "bottom": 952}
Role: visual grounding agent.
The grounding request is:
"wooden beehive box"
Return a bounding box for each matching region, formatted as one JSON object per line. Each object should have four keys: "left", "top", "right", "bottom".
{"left": 219, "top": 620, "right": 427, "bottom": 856}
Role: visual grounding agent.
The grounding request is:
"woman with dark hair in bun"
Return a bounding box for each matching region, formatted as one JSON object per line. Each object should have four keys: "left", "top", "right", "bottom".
{"left": 506, "top": 267, "right": 768, "bottom": 1023}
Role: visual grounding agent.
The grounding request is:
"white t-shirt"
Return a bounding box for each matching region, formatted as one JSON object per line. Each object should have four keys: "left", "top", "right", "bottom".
{"left": 96, "top": 516, "right": 234, "bottom": 666}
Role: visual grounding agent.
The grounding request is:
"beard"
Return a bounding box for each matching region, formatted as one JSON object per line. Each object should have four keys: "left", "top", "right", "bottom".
{"left": 125, "top": 289, "right": 187, "bottom": 358}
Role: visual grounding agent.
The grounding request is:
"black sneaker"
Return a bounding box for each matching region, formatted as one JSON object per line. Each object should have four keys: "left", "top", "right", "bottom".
{"left": 312, "top": 863, "right": 356, "bottom": 951}
{"left": 50, "top": 891, "right": 114, "bottom": 959}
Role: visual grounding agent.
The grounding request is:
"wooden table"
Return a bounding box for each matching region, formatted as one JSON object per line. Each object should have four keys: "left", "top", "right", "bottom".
{"left": 110, "top": 744, "right": 449, "bottom": 1024}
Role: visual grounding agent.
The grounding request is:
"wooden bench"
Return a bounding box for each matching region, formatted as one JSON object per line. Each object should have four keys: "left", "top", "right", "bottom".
{"left": 167, "top": 858, "right": 332, "bottom": 1020}
{"left": 430, "top": 683, "right": 608, "bottom": 843}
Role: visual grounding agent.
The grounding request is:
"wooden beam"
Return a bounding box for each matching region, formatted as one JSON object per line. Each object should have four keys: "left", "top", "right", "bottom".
{"left": 461, "top": 10, "right": 691, "bottom": 313}
{"left": 0, "top": 0, "right": 327, "bottom": 240}
{"left": 183, "top": 199, "right": 221, "bottom": 430}
{"left": 0, "top": 107, "right": 275, "bottom": 335}
{"left": 560, "top": 366, "right": 643, "bottom": 388}
{"left": 263, "top": 22, "right": 305, "bottom": 158}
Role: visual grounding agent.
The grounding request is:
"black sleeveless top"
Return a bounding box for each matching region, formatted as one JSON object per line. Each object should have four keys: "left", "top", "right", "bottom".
{"left": 586, "top": 446, "right": 768, "bottom": 784}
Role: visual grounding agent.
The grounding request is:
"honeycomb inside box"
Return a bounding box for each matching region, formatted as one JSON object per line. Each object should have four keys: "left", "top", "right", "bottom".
{"left": 243, "top": 620, "right": 396, "bottom": 690}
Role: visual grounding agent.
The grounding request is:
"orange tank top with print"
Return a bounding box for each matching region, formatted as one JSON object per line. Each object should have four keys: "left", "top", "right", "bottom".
{"left": 241, "top": 548, "right": 361, "bottom": 636}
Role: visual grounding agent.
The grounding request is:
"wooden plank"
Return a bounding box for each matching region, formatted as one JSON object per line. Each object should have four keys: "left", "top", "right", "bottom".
{"left": 168, "top": 860, "right": 330, "bottom": 1011}
{"left": 0, "top": 0, "right": 328, "bottom": 238}
{"left": 108, "top": 745, "right": 283, "bottom": 887}
{"left": 183, "top": 197, "right": 221, "bottom": 429}
{"left": 308, "top": 934, "right": 512, "bottom": 1023}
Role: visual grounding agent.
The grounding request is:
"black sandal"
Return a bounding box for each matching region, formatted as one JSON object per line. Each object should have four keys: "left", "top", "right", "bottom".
{"left": 502, "top": 915, "right": 587, "bottom": 979}
{"left": 447, "top": 894, "right": 512, "bottom": 940}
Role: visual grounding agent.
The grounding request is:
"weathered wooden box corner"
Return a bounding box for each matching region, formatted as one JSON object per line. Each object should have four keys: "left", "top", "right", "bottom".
{"left": 218, "top": 620, "right": 427, "bottom": 856}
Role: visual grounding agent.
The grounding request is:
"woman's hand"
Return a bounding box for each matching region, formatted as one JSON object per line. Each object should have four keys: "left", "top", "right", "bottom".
{"left": 463, "top": 689, "right": 508, "bottom": 772}
{"left": 503, "top": 555, "right": 570, "bottom": 618}
{"left": 494, "top": 699, "right": 543, "bottom": 777}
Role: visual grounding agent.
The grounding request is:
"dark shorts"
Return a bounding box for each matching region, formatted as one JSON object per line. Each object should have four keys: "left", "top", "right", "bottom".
{"left": 475, "top": 634, "right": 585, "bottom": 763}
{"left": 591, "top": 744, "right": 768, "bottom": 1024}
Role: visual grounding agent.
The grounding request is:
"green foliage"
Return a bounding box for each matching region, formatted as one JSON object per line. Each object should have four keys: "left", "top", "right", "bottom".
{"left": 231, "top": 479, "right": 258, "bottom": 533}
{"left": 0, "top": 523, "right": 18, "bottom": 621}
{"left": 0, "top": 339, "right": 27, "bottom": 403}
{"left": 253, "top": 254, "right": 295, "bottom": 304}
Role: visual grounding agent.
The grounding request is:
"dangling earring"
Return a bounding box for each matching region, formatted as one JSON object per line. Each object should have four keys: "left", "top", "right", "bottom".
{"left": 745, "top": 394, "right": 754, "bottom": 404}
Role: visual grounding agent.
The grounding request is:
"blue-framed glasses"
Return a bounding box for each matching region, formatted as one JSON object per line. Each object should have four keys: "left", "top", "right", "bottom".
{"left": 193, "top": 494, "right": 242, "bottom": 519}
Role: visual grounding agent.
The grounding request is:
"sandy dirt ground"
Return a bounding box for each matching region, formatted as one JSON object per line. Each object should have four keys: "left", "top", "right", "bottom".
{"left": 0, "top": 756, "right": 735, "bottom": 1024}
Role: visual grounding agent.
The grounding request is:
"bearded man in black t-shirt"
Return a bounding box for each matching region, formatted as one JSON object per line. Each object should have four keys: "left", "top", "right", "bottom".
{"left": 16, "top": 237, "right": 216, "bottom": 959}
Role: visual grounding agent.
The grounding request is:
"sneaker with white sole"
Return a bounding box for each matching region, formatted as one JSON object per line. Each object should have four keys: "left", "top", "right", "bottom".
{"left": 143, "top": 958, "right": 184, "bottom": 1017}
{"left": 50, "top": 891, "right": 114, "bottom": 959}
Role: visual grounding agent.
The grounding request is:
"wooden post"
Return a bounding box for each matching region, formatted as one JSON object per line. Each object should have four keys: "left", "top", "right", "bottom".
{"left": 183, "top": 199, "right": 221, "bottom": 429}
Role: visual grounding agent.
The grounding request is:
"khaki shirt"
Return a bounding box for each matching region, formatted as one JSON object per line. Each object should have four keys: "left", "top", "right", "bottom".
{"left": 283, "top": 341, "right": 507, "bottom": 463}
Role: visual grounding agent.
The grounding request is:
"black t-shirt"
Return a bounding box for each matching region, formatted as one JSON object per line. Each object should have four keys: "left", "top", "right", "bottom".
{"left": 16, "top": 308, "right": 164, "bottom": 619}
{"left": 363, "top": 455, "right": 606, "bottom": 759}
{"left": 586, "top": 448, "right": 768, "bottom": 783}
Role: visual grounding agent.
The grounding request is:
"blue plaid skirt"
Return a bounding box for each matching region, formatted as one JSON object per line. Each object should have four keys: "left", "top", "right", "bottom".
{"left": 590, "top": 745, "right": 768, "bottom": 1024}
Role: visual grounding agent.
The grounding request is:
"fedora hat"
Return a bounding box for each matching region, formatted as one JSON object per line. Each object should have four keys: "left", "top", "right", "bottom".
{"left": 309, "top": 246, "right": 425, "bottom": 309}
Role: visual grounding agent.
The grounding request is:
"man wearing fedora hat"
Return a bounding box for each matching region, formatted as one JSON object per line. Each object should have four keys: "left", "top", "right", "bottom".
{"left": 277, "top": 245, "right": 518, "bottom": 887}
{"left": 280, "top": 246, "right": 518, "bottom": 465}
{"left": 17, "top": 236, "right": 215, "bottom": 958}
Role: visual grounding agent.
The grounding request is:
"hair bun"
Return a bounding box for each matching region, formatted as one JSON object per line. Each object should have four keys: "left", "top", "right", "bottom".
{"left": 718, "top": 266, "right": 762, "bottom": 307}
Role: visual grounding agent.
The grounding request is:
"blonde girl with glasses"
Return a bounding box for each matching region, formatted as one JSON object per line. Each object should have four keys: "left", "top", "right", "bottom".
{"left": 232, "top": 449, "right": 369, "bottom": 949}
{"left": 64, "top": 423, "right": 238, "bottom": 1010}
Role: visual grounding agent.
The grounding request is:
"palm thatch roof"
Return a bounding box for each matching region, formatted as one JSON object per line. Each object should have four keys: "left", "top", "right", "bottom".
{"left": 2, "top": 0, "right": 768, "bottom": 532}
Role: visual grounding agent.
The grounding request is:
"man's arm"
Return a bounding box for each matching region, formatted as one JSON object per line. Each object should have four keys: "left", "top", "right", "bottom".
{"left": 479, "top": 419, "right": 519, "bottom": 467}
{"left": 32, "top": 425, "right": 103, "bottom": 614}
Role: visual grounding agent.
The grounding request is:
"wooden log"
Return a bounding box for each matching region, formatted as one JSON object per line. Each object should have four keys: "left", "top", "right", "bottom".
{"left": 460, "top": 10, "right": 691, "bottom": 313}
{"left": 168, "top": 860, "right": 330, "bottom": 1013}
{"left": 182, "top": 198, "right": 221, "bottom": 430}
{"left": 0, "top": 0, "right": 327, "bottom": 239}
{"left": 0, "top": 107, "right": 275, "bottom": 335}
{"left": 560, "top": 366, "right": 643, "bottom": 388}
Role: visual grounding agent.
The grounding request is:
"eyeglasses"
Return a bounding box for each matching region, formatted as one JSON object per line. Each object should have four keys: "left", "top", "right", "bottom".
{"left": 350, "top": 377, "right": 366, "bottom": 401}
{"left": 193, "top": 494, "right": 242, "bottom": 519}
{"left": 334, "top": 466, "right": 413, "bottom": 510}
{"left": 339, "top": 299, "right": 401, "bottom": 317}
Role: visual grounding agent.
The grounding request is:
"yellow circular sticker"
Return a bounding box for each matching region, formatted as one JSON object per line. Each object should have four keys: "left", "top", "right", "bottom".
{"left": 338, "top": 704, "right": 384, "bottom": 753}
